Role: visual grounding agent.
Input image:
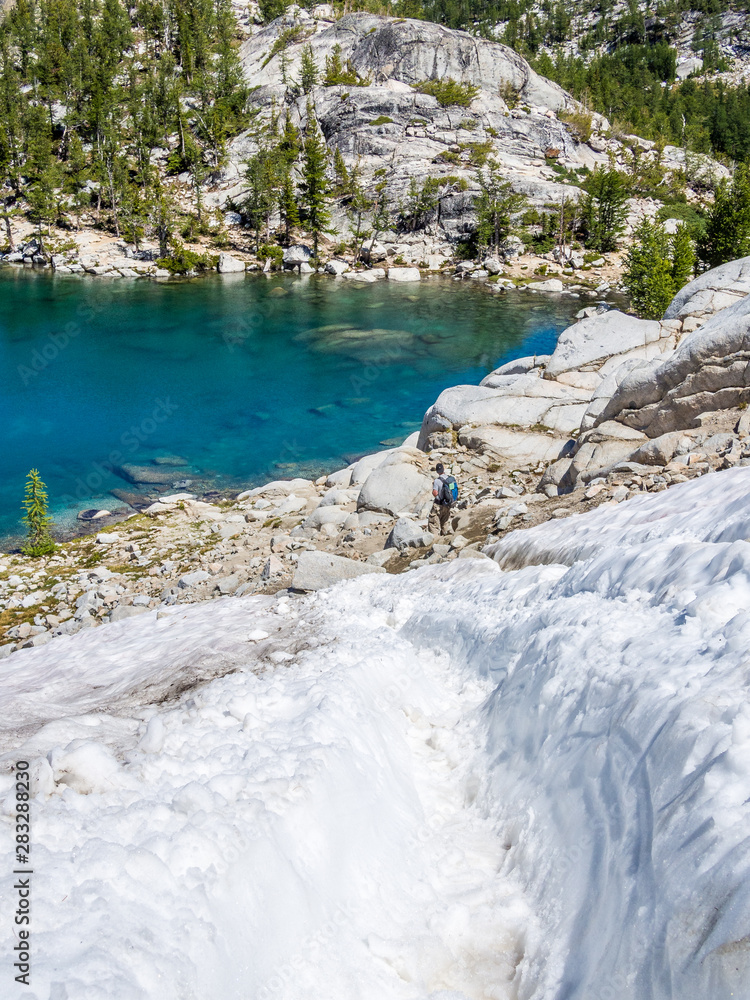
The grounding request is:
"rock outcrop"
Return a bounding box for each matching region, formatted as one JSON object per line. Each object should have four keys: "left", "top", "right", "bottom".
{"left": 595, "top": 293, "right": 750, "bottom": 437}
{"left": 241, "top": 14, "right": 570, "bottom": 110}
{"left": 417, "top": 257, "right": 750, "bottom": 491}
{"left": 216, "top": 10, "right": 614, "bottom": 239}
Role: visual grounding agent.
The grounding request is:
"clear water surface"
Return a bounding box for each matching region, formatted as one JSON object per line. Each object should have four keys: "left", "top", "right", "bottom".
{"left": 0, "top": 267, "right": 581, "bottom": 543}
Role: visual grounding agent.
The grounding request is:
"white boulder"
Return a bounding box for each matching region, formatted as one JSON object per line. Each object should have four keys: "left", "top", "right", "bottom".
{"left": 218, "top": 253, "right": 245, "bottom": 274}
{"left": 596, "top": 294, "right": 750, "bottom": 437}
{"left": 387, "top": 267, "right": 421, "bottom": 282}
{"left": 292, "top": 550, "right": 386, "bottom": 591}
{"left": 357, "top": 455, "right": 432, "bottom": 516}
{"left": 385, "top": 517, "right": 432, "bottom": 550}
{"left": 324, "top": 258, "right": 350, "bottom": 275}
{"left": 342, "top": 268, "right": 386, "bottom": 282}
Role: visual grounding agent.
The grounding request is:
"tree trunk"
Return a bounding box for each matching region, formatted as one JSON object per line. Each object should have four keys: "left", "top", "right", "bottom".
{"left": 109, "top": 178, "right": 120, "bottom": 237}
{"left": 3, "top": 204, "right": 14, "bottom": 250}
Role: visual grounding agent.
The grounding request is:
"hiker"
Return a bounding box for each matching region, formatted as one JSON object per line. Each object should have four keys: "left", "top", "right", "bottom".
{"left": 429, "top": 463, "right": 458, "bottom": 536}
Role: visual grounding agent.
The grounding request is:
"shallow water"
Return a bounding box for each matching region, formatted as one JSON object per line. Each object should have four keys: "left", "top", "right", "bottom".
{"left": 0, "top": 267, "right": 581, "bottom": 541}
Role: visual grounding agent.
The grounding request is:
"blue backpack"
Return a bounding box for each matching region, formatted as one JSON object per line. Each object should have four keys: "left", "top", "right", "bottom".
{"left": 439, "top": 474, "right": 459, "bottom": 506}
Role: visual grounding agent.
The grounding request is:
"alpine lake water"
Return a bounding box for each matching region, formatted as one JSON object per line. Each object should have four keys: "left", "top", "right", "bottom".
{"left": 0, "top": 266, "right": 583, "bottom": 546}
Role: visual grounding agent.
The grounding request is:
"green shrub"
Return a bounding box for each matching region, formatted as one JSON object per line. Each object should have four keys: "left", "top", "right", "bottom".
{"left": 454, "top": 239, "right": 474, "bottom": 260}
{"left": 559, "top": 109, "right": 593, "bottom": 143}
{"left": 433, "top": 151, "right": 461, "bottom": 165}
{"left": 414, "top": 78, "right": 479, "bottom": 108}
{"left": 157, "top": 241, "right": 219, "bottom": 274}
{"left": 262, "top": 25, "right": 309, "bottom": 68}
{"left": 498, "top": 82, "right": 519, "bottom": 109}
{"left": 210, "top": 228, "right": 231, "bottom": 249}
{"left": 656, "top": 203, "right": 705, "bottom": 240}
{"left": 369, "top": 116, "right": 395, "bottom": 126}
{"left": 323, "top": 44, "right": 369, "bottom": 86}
{"left": 461, "top": 141, "right": 493, "bottom": 167}
{"left": 257, "top": 244, "right": 284, "bottom": 269}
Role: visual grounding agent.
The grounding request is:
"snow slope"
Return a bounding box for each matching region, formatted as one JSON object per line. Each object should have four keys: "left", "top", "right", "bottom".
{"left": 3, "top": 468, "right": 750, "bottom": 1000}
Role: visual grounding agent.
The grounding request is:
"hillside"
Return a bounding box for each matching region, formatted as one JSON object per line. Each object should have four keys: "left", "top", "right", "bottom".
{"left": 0, "top": 2, "right": 732, "bottom": 287}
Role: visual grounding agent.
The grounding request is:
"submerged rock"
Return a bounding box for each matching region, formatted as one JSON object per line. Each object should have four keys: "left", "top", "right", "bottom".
{"left": 114, "top": 464, "right": 184, "bottom": 485}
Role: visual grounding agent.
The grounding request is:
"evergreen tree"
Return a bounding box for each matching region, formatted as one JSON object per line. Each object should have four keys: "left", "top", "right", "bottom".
{"left": 28, "top": 162, "right": 63, "bottom": 245}
{"left": 323, "top": 43, "right": 359, "bottom": 87}
{"left": 279, "top": 167, "right": 300, "bottom": 244}
{"left": 332, "top": 146, "right": 350, "bottom": 196}
{"left": 299, "top": 107, "right": 330, "bottom": 256}
{"left": 65, "top": 132, "right": 90, "bottom": 231}
{"left": 697, "top": 165, "right": 750, "bottom": 269}
{"left": 258, "top": 0, "right": 288, "bottom": 25}
{"left": 300, "top": 44, "right": 318, "bottom": 96}
{"left": 151, "top": 181, "right": 177, "bottom": 258}
{"left": 580, "top": 168, "right": 629, "bottom": 253}
{"left": 0, "top": 188, "right": 19, "bottom": 249}
{"left": 243, "top": 146, "right": 280, "bottom": 250}
{"left": 474, "top": 159, "right": 527, "bottom": 255}
{"left": 324, "top": 44, "right": 346, "bottom": 86}
{"left": 623, "top": 217, "right": 695, "bottom": 320}
{"left": 21, "top": 469, "right": 55, "bottom": 558}
{"left": 671, "top": 223, "right": 697, "bottom": 289}
{"left": 347, "top": 170, "right": 374, "bottom": 253}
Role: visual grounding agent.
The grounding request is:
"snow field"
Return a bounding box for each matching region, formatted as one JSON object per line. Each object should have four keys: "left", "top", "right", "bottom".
{"left": 2, "top": 467, "right": 750, "bottom": 999}
{"left": 0, "top": 586, "right": 532, "bottom": 1000}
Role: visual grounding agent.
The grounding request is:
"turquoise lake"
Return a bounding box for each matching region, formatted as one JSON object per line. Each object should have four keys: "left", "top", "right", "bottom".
{"left": 0, "top": 268, "right": 581, "bottom": 543}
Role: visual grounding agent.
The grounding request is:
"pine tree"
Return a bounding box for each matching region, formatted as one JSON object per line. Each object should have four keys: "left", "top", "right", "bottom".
{"left": 347, "top": 170, "right": 374, "bottom": 253}
{"left": 258, "top": 0, "right": 288, "bottom": 25}
{"left": 300, "top": 44, "right": 318, "bottom": 96}
{"left": 243, "top": 146, "right": 279, "bottom": 250}
{"left": 698, "top": 165, "right": 750, "bottom": 269}
{"left": 332, "top": 146, "right": 350, "bottom": 195}
{"left": 21, "top": 469, "right": 55, "bottom": 557}
{"left": 28, "top": 162, "right": 62, "bottom": 244}
{"left": 580, "top": 168, "right": 629, "bottom": 253}
{"left": 278, "top": 109, "right": 301, "bottom": 165}
{"left": 623, "top": 217, "right": 688, "bottom": 320}
{"left": 671, "top": 223, "right": 696, "bottom": 290}
{"left": 151, "top": 181, "right": 177, "bottom": 258}
{"left": 474, "top": 159, "right": 527, "bottom": 256}
{"left": 65, "top": 132, "right": 90, "bottom": 231}
{"left": 299, "top": 107, "right": 330, "bottom": 256}
{"left": 279, "top": 167, "right": 299, "bottom": 244}
{"left": 324, "top": 44, "right": 346, "bottom": 86}
{"left": 324, "top": 43, "right": 358, "bottom": 87}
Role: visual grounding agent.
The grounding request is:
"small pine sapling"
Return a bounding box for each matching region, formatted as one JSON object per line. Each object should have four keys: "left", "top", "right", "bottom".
{"left": 21, "top": 469, "right": 55, "bottom": 557}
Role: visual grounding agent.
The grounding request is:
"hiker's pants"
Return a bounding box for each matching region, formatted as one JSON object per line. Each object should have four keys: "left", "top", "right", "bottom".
{"left": 428, "top": 503, "right": 452, "bottom": 536}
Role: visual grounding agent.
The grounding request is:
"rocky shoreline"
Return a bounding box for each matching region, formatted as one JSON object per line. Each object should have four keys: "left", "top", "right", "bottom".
{"left": 3, "top": 255, "right": 750, "bottom": 658}
{"left": 0, "top": 231, "right": 626, "bottom": 299}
